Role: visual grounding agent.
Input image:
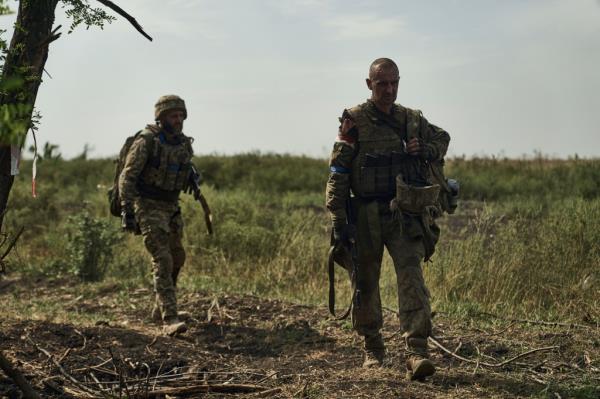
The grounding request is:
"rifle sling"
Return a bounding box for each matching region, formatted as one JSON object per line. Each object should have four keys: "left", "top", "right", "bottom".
{"left": 328, "top": 244, "right": 352, "bottom": 320}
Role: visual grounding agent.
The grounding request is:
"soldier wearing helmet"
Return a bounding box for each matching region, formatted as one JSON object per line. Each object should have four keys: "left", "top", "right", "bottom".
{"left": 118, "top": 95, "right": 194, "bottom": 336}
{"left": 326, "top": 58, "right": 451, "bottom": 380}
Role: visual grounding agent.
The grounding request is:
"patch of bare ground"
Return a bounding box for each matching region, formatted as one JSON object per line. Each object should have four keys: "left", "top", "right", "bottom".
{"left": 0, "top": 277, "right": 599, "bottom": 398}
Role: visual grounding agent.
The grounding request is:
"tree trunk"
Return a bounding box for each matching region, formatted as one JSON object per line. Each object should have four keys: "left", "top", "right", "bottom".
{"left": 0, "top": 0, "right": 59, "bottom": 231}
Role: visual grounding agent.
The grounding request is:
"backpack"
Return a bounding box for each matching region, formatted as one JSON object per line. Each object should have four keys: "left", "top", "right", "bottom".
{"left": 108, "top": 130, "right": 153, "bottom": 217}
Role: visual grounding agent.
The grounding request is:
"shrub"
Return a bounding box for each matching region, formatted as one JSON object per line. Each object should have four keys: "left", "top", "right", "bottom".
{"left": 65, "top": 209, "right": 119, "bottom": 281}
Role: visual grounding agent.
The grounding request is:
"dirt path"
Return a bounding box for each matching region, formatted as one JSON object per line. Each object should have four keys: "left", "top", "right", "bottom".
{"left": 1, "top": 278, "right": 598, "bottom": 398}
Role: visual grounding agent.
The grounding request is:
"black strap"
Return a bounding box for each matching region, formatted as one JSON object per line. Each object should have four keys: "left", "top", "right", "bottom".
{"left": 328, "top": 244, "right": 352, "bottom": 320}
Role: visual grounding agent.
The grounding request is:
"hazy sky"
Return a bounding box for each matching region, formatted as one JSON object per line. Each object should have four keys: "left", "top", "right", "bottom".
{"left": 1, "top": 0, "right": 599, "bottom": 159}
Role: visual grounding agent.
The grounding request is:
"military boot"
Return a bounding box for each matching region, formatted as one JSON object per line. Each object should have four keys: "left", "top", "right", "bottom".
{"left": 152, "top": 305, "right": 192, "bottom": 322}
{"left": 163, "top": 318, "right": 188, "bottom": 337}
{"left": 405, "top": 337, "right": 435, "bottom": 381}
{"left": 362, "top": 333, "right": 385, "bottom": 368}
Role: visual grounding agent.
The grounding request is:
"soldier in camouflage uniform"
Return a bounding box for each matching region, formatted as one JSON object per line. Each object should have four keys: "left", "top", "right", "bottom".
{"left": 119, "top": 95, "right": 194, "bottom": 336}
{"left": 326, "top": 58, "right": 450, "bottom": 380}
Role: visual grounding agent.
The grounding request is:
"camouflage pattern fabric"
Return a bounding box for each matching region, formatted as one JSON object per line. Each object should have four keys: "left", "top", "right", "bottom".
{"left": 118, "top": 124, "right": 193, "bottom": 205}
{"left": 325, "top": 101, "right": 449, "bottom": 352}
{"left": 118, "top": 125, "right": 158, "bottom": 206}
{"left": 351, "top": 200, "right": 432, "bottom": 341}
{"left": 135, "top": 197, "right": 185, "bottom": 321}
{"left": 118, "top": 124, "right": 193, "bottom": 323}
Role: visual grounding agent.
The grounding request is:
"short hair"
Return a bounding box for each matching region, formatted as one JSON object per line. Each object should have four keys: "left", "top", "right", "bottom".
{"left": 369, "top": 58, "right": 398, "bottom": 79}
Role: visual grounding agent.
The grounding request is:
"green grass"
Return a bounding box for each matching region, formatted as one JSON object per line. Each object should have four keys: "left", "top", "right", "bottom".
{"left": 4, "top": 154, "right": 600, "bottom": 324}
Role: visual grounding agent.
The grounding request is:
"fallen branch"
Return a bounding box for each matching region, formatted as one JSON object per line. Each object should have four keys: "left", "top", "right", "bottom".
{"left": 429, "top": 337, "right": 559, "bottom": 369}
{"left": 252, "top": 387, "right": 283, "bottom": 397}
{"left": 27, "top": 337, "right": 106, "bottom": 398}
{"left": 95, "top": 0, "right": 153, "bottom": 41}
{"left": 0, "top": 351, "right": 41, "bottom": 399}
{"left": 476, "top": 312, "right": 595, "bottom": 330}
{"left": 135, "top": 383, "right": 276, "bottom": 398}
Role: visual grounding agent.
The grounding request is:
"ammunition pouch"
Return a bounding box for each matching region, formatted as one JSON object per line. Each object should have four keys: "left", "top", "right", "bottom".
{"left": 390, "top": 174, "right": 440, "bottom": 215}
{"left": 358, "top": 152, "right": 428, "bottom": 198}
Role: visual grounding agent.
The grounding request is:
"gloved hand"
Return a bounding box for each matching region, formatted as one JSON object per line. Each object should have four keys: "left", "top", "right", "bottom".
{"left": 121, "top": 207, "right": 137, "bottom": 233}
{"left": 406, "top": 137, "right": 424, "bottom": 156}
{"left": 333, "top": 223, "right": 356, "bottom": 247}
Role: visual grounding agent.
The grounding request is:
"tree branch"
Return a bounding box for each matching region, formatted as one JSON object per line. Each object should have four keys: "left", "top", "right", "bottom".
{"left": 0, "top": 351, "right": 41, "bottom": 399}
{"left": 429, "top": 337, "right": 560, "bottom": 369}
{"left": 95, "top": 0, "right": 153, "bottom": 41}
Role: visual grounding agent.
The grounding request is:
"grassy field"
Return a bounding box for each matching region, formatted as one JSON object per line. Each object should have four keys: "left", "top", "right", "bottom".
{"left": 3, "top": 153, "right": 599, "bottom": 323}
{"left": 1, "top": 153, "right": 599, "bottom": 398}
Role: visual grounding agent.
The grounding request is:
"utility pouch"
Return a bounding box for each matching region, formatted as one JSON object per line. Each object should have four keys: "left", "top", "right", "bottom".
{"left": 390, "top": 174, "right": 440, "bottom": 214}
{"left": 360, "top": 153, "right": 393, "bottom": 197}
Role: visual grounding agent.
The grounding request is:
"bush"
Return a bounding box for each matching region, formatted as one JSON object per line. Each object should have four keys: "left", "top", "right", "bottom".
{"left": 65, "top": 209, "right": 120, "bottom": 281}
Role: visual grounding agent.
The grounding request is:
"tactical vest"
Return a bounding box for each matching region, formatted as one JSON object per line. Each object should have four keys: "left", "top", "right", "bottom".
{"left": 347, "top": 102, "right": 430, "bottom": 199}
{"left": 137, "top": 130, "right": 193, "bottom": 201}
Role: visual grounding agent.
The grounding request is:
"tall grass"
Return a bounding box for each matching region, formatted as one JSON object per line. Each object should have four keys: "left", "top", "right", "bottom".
{"left": 5, "top": 154, "right": 599, "bottom": 322}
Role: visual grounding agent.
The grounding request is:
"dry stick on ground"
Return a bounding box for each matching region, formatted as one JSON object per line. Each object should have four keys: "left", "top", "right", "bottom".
{"left": 72, "top": 358, "right": 112, "bottom": 373}
{"left": 429, "top": 337, "right": 560, "bottom": 368}
{"left": 251, "top": 387, "right": 283, "bottom": 398}
{"left": 0, "top": 351, "right": 41, "bottom": 399}
{"left": 134, "top": 383, "right": 277, "bottom": 398}
{"left": 109, "top": 347, "right": 132, "bottom": 399}
{"left": 81, "top": 370, "right": 272, "bottom": 386}
{"left": 27, "top": 337, "right": 107, "bottom": 398}
{"left": 438, "top": 321, "right": 519, "bottom": 341}
{"left": 73, "top": 329, "right": 87, "bottom": 351}
{"left": 476, "top": 312, "right": 595, "bottom": 330}
{"left": 57, "top": 348, "right": 71, "bottom": 364}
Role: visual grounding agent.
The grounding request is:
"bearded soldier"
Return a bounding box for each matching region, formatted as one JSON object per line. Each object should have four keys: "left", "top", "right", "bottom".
{"left": 119, "top": 95, "right": 194, "bottom": 336}
{"left": 326, "top": 58, "right": 450, "bottom": 380}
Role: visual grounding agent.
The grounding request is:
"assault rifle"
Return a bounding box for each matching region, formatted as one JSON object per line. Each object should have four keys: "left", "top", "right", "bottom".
{"left": 188, "top": 165, "right": 213, "bottom": 235}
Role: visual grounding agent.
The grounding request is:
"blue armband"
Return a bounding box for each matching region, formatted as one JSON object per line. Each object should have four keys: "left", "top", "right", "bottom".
{"left": 330, "top": 165, "right": 351, "bottom": 174}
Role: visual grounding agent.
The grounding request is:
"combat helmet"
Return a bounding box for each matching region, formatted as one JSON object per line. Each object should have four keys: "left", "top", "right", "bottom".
{"left": 154, "top": 95, "right": 187, "bottom": 121}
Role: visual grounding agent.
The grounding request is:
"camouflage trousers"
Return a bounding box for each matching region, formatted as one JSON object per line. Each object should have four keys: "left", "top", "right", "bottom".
{"left": 135, "top": 198, "right": 186, "bottom": 322}
{"left": 352, "top": 199, "right": 433, "bottom": 348}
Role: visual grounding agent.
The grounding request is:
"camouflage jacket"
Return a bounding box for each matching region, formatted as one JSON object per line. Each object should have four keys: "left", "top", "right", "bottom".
{"left": 325, "top": 100, "right": 450, "bottom": 229}
{"left": 118, "top": 124, "right": 193, "bottom": 208}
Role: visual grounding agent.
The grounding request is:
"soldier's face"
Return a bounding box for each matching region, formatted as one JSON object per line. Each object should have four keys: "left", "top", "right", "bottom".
{"left": 161, "top": 110, "right": 185, "bottom": 134}
{"left": 366, "top": 66, "right": 399, "bottom": 108}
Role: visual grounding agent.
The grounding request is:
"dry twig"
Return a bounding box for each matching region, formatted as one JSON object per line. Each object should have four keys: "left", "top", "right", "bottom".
{"left": 476, "top": 312, "right": 595, "bottom": 330}
{"left": 429, "top": 336, "right": 559, "bottom": 369}
{"left": 135, "top": 383, "right": 276, "bottom": 398}
{"left": 0, "top": 351, "right": 41, "bottom": 399}
{"left": 27, "top": 336, "right": 105, "bottom": 398}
